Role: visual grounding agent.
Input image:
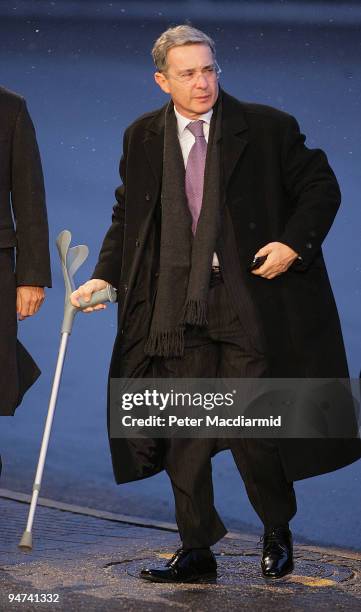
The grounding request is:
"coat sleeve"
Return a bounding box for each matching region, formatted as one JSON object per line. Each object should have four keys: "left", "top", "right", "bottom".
{"left": 91, "top": 128, "right": 128, "bottom": 287}
{"left": 278, "top": 115, "right": 341, "bottom": 270}
{"left": 11, "top": 98, "right": 52, "bottom": 287}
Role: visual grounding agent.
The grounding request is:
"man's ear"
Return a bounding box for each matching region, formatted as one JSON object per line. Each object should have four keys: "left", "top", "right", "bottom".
{"left": 154, "top": 71, "right": 171, "bottom": 94}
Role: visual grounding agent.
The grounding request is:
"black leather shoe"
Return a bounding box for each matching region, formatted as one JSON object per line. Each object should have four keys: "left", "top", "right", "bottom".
{"left": 140, "top": 547, "right": 217, "bottom": 583}
{"left": 261, "top": 526, "right": 294, "bottom": 579}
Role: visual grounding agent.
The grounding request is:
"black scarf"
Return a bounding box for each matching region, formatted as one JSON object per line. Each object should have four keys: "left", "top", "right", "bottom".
{"left": 144, "top": 96, "right": 222, "bottom": 358}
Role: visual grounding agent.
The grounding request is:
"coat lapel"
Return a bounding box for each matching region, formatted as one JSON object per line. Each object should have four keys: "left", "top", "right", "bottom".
{"left": 219, "top": 90, "right": 249, "bottom": 192}
{"left": 142, "top": 93, "right": 249, "bottom": 194}
{"left": 143, "top": 103, "right": 166, "bottom": 188}
{"left": 119, "top": 106, "right": 166, "bottom": 326}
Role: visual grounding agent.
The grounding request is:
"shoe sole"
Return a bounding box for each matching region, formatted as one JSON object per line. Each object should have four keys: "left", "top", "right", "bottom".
{"left": 139, "top": 572, "right": 217, "bottom": 584}
{"left": 262, "top": 563, "right": 294, "bottom": 579}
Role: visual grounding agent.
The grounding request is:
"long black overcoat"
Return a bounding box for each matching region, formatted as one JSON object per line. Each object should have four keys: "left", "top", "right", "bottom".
{"left": 93, "top": 89, "right": 361, "bottom": 484}
{"left": 0, "top": 86, "right": 51, "bottom": 416}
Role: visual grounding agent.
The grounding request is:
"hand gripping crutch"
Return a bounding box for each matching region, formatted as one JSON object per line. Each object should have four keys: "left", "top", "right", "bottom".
{"left": 18, "top": 230, "right": 117, "bottom": 550}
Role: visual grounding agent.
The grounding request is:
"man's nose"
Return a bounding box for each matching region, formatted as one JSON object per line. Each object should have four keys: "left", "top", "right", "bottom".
{"left": 194, "top": 74, "right": 208, "bottom": 88}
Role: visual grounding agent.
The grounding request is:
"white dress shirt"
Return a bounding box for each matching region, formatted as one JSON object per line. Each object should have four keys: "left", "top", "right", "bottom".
{"left": 174, "top": 106, "right": 220, "bottom": 268}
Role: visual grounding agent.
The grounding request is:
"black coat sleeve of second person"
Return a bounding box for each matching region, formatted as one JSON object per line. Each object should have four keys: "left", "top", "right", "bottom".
{"left": 11, "top": 98, "right": 51, "bottom": 287}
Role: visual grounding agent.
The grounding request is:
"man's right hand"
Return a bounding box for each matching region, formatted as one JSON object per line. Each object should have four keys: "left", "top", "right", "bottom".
{"left": 70, "top": 278, "right": 108, "bottom": 313}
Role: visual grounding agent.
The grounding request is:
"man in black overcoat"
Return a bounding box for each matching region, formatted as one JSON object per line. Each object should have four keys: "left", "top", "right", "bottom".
{"left": 0, "top": 87, "right": 51, "bottom": 475}
{"left": 72, "top": 25, "right": 361, "bottom": 581}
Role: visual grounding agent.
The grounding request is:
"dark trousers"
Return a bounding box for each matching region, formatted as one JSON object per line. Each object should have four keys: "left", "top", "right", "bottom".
{"left": 151, "top": 275, "right": 297, "bottom": 548}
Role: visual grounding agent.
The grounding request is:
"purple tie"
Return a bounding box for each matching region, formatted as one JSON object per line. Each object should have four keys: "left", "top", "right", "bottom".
{"left": 185, "top": 120, "right": 207, "bottom": 234}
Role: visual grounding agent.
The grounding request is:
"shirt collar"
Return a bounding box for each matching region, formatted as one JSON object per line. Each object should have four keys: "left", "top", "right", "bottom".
{"left": 174, "top": 106, "right": 213, "bottom": 137}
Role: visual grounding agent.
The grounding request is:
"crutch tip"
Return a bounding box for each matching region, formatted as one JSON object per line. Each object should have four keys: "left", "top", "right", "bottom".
{"left": 18, "top": 530, "right": 33, "bottom": 551}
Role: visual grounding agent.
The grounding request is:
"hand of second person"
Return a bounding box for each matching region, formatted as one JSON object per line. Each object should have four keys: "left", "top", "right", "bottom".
{"left": 70, "top": 278, "right": 108, "bottom": 313}
{"left": 251, "top": 242, "right": 299, "bottom": 279}
{"left": 17, "top": 286, "right": 45, "bottom": 320}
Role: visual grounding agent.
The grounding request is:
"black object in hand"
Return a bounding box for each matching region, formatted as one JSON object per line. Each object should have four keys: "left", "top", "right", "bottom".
{"left": 249, "top": 255, "right": 268, "bottom": 271}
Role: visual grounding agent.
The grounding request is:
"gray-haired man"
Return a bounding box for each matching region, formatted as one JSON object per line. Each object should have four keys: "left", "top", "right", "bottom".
{"left": 72, "top": 25, "right": 361, "bottom": 582}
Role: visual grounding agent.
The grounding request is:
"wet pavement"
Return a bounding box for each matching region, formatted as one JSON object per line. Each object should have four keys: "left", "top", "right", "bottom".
{"left": 1, "top": 491, "right": 361, "bottom": 611}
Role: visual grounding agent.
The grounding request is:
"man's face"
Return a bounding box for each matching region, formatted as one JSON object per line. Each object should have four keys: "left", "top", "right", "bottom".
{"left": 154, "top": 43, "right": 219, "bottom": 119}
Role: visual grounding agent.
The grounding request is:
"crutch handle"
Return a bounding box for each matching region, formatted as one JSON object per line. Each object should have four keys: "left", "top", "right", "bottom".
{"left": 62, "top": 284, "right": 117, "bottom": 334}
{"left": 77, "top": 285, "right": 117, "bottom": 309}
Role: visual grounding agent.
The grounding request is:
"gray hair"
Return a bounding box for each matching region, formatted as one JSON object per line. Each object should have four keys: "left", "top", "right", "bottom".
{"left": 152, "top": 25, "right": 216, "bottom": 72}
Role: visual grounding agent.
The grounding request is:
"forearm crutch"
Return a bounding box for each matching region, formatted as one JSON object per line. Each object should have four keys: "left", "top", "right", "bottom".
{"left": 19, "top": 230, "right": 116, "bottom": 550}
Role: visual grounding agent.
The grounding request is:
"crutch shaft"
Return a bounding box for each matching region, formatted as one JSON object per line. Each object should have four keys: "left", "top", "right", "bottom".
{"left": 25, "top": 332, "right": 69, "bottom": 533}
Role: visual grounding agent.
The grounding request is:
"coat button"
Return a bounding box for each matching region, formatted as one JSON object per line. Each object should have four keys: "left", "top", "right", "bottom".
{"left": 145, "top": 193, "right": 151, "bottom": 201}
{"left": 135, "top": 239, "right": 140, "bottom": 247}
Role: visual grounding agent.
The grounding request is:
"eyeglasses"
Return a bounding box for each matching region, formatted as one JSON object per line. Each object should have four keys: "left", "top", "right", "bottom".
{"left": 164, "top": 62, "right": 222, "bottom": 85}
